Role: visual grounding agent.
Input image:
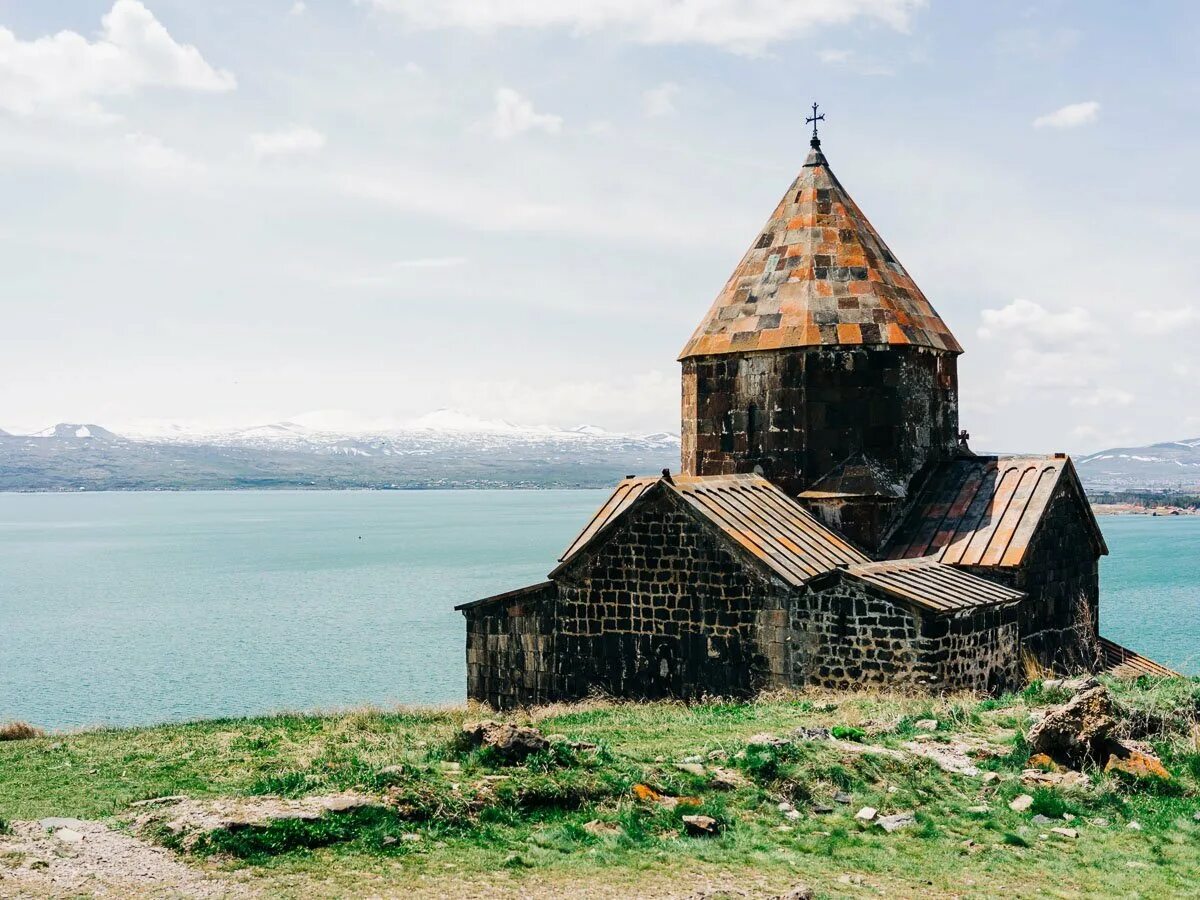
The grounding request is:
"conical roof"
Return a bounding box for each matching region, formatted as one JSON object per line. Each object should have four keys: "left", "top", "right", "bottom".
{"left": 679, "top": 143, "right": 961, "bottom": 359}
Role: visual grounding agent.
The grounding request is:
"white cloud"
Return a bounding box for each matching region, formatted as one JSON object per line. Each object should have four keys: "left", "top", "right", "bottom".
{"left": 0, "top": 0, "right": 235, "bottom": 121}
{"left": 337, "top": 256, "right": 468, "bottom": 287}
{"left": 1069, "top": 387, "right": 1135, "bottom": 408}
{"left": 1033, "top": 101, "right": 1100, "bottom": 129}
{"left": 643, "top": 81, "right": 681, "bottom": 117}
{"left": 1132, "top": 306, "right": 1198, "bottom": 335}
{"left": 363, "top": 0, "right": 925, "bottom": 54}
{"left": 123, "top": 131, "right": 201, "bottom": 176}
{"left": 484, "top": 88, "right": 562, "bottom": 139}
{"left": 403, "top": 61, "right": 425, "bottom": 76}
{"left": 250, "top": 126, "right": 327, "bottom": 159}
{"left": 818, "top": 48, "right": 852, "bottom": 63}
{"left": 289, "top": 1, "right": 308, "bottom": 15}
{"left": 977, "top": 298, "right": 1096, "bottom": 344}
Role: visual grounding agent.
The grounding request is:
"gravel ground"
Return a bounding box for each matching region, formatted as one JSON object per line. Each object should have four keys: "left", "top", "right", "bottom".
{"left": 0, "top": 818, "right": 251, "bottom": 898}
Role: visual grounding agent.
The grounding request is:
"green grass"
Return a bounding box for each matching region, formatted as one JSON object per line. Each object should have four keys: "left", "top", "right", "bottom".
{"left": 2, "top": 680, "right": 1199, "bottom": 898}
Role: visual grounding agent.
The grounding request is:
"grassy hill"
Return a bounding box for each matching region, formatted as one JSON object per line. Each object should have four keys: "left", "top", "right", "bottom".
{"left": 2, "top": 680, "right": 1199, "bottom": 898}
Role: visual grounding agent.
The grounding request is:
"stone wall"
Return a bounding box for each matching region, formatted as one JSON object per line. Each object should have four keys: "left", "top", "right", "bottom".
{"left": 681, "top": 346, "right": 958, "bottom": 497}
{"left": 552, "top": 490, "right": 792, "bottom": 701}
{"left": 791, "top": 576, "right": 1020, "bottom": 693}
{"left": 963, "top": 483, "right": 1101, "bottom": 675}
{"left": 462, "top": 582, "right": 559, "bottom": 710}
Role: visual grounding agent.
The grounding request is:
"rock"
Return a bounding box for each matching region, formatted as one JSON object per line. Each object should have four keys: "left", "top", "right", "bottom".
{"left": 1104, "top": 746, "right": 1171, "bottom": 780}
{"left": 461, "top": 721, "right": 549, "bottom": 762}
{"left": 381, "top": 835, "right": 398, "bottom": 847}
{"left": 681, "top": 814, "right": 720, "bottom": 837}
{"left": 982, "top": 772, "right": 1002, "bottom": 784}
{"left": 966, "top": 805, "right": 990, "bottom": 814}
{"left": 834, "top": 791, "right": 853, "bottom": 804}
{"left": 401, "top": 832, "right": 422, "bottom": 842}
{"left": 1062, "top": 813, "right": 1076, "bottom": 822}
{"left": 1127, "top": 821, "right": 1142, "bottom": 831}
{"left": 748, "top": 732, "right": 788, "bottom": 747}
{"left": 876, "top": 812, "right": 916, "bottom": 833}
{"left": 682, "top": 755, "right": 704, "bottom": 763}
{"left": 902, "top": 740, "right": 980, "bottom": 775}
{"left": 812, "top": 803, "right": 834, "bottom": 814}
{"left": 582, "top": 820, "right": 621, "bottom": 837}
{"left": 1193, "top": 812, "right": 1200, "bottom": 823}
{"left": 708, "top": 767, "right": 748, "bottom": 790}
{"left": 1051, "top": 827, "right": 1079, "bottom": 839}
{"left": 706, "top": 749, "right": 728, "bottom": 762}
{"left": 53, "top": 828, "right": 84, "bottom": 845}
{"left": 632, "top": 783, "right": 661, "bottom": 802}
{"left": 1028, "top": 753, "right": 1063, "bottom": 771}
{"left": 1009, "top": 794, "right": 1034, "bottom": 812}
{"left": 838, "top": 874, "right": 866, "bottom": 885}
{"left": 39, "top": 818, "right": 85, "bottom": 832}
{"left": 1027, "top": 686, "right": 1116, "bottom": 760}
{"left": 675, "top": 762, "right": 707, "bottom": 777}
{"left": 914, "top": 719, "right": 938, "bottom": 731}
{"left": 771, "top": 886, "right": 814, "bottom": 900}
{"left": 784, "top": 809, "right": 802, "bottom": 821}
{"left": 777, "top": 801, "right": 794, "bottom": 812}
{"left": 854, "top": 807, "right": 877, "bottom": 822}
{"left": 791, "top": 727, "right": 832, "bottom": 741}
{"left": 1020, "top": 768, "right": 1092, "bottom": 789}
{"left": 1090, "top": 817, "right": 1110, "bottom": 827}
{"left": 1031, "top": 814, "right": 1053, "bottom": 826}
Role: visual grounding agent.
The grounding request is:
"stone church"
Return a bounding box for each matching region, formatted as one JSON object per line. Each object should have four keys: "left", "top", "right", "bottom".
{"left": 459, "top": 125, "right": 1174, "bottom": 708}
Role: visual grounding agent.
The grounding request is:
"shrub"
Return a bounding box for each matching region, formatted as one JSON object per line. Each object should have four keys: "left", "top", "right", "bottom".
{"left": 0, "top": 721, "right": 45, "bottom": 742}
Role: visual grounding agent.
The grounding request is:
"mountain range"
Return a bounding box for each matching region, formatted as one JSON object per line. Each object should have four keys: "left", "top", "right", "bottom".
{"left": 1, "top": 412, "right": 1196, "bottom": 493}
{"left": 0, "top": 411, "right": 680, "bottom": 492}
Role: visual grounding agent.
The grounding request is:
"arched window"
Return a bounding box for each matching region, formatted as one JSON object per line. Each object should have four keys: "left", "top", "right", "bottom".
{"left": 747, "top": 404, "right": 760, "bottom": 451}
{"left": 720, "top": 411, "right": 735, "bottom": 453}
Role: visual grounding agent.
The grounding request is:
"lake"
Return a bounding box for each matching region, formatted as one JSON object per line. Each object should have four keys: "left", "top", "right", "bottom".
{"left": 0, "top": 491, "right": 1196, "bottom": 729}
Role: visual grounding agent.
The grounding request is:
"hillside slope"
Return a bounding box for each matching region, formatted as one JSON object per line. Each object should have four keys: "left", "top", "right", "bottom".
{"left": 2, "top": 681, "right": 1198, "bottom": 898}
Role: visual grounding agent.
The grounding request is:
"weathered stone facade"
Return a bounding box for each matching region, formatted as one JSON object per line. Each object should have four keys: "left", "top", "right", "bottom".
{"left": 551, "top": 489, "right": 792, "bottom": 701}
{"left": 680, "top": 346, "right": 958, "bottom": 499}
{"left": 962, "top": 483, "right": 1102, "bottom": 675}
{"left": 462, "top": 482, "right": 1024, "bottom": 708}
{"left": 792, "top": 575, "right": 1021, "bottom": 693}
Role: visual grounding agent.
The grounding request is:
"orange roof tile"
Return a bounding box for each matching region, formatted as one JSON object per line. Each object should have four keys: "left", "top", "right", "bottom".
{"left": 679, "top": 144, "right": 961, "bottom": 360}
{"left": 882, "top": 456, "right": 1107, "bottom": 568}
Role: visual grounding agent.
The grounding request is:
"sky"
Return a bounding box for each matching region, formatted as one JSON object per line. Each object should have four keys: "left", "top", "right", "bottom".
{"left": 1, "top": 1, "right": 1198, "bottom": 452}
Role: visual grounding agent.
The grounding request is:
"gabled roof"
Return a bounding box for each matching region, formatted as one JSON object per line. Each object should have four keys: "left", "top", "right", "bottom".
{"left": 883, "top": 455, "right": 1108, "bottom": 568}
{"left": 797, "top": 453, "right": 907, "bottom": 500}
{"left": 806, "top": 561, "right": 1022, "bottom": 619}
{"left": 679, "top": 144, "right": 961, "bottom": 360}
{"left": 1099, "top": 637, "right": 1180, "bottom": 679}
{"left": 814, "top": 557, "right": 1024, "bottom": 615}
{"left": 554, "top": 473, "right": 867, "bottom": 587}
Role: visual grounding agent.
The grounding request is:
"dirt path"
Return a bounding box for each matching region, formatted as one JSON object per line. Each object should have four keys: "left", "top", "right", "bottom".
{"left": 0, "top": 818, "right": 251, "bottom": 898}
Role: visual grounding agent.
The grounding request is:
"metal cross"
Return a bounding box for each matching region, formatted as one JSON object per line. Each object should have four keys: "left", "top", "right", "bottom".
{"left": 806, "top": 102, "right": 825, "bottom": 144}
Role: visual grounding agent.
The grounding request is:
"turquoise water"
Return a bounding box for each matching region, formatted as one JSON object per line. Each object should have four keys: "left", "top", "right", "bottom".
{"left": 0, "top": 492, "right": 1196, "bottom": 729}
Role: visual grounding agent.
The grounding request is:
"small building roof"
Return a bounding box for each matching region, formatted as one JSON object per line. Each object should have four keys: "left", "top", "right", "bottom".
{"left": 679, "top": 144, "right": 961, "bottom": 360}
{"left": 882, "top": 455, "right": 1107, "bottom": 568}
{"left": 555, "top": 473, "right": 867, "bottom": 587}
{"left": 797, "top": 453, "right": 907, "bottom": 500}
{"left": 816, "top": 557, "right": 1025, "bottom": 615}
{"left": 1099, "top": 637, "right": 1180, "bottom": 679}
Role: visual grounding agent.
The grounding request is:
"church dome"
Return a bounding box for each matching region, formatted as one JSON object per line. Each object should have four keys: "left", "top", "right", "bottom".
{"left": 678, "top": 140, "right": 962, "bottom": 359}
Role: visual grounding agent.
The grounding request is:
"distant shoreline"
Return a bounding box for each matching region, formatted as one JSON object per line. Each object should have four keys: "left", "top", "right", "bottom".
{"left": 1091, "top": 503, "right": 1200, "bottom": 517}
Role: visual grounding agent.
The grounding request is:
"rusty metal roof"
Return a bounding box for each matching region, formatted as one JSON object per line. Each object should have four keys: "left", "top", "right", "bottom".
{"left": 830, "top": 557, "right": 1024, "bottom": 614}
{"left": 797, "top": 453, "right": 907, "bottom": 500}
{"left": 679, "top": 145, "right": 961, "bottom": 360}
{"left": 556, "top": 473, "right": 867, "bottom": 586}
{"left": 1099, "top": 637, "right": 1180, "bottom": 679}
{"left": 882, "top": 455, "right": 1107, "bottom": 568}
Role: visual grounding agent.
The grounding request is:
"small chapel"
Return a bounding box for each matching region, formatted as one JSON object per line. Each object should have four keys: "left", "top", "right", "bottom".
{"left": 459, "top": 115, "right": 1175, "bottom": 707}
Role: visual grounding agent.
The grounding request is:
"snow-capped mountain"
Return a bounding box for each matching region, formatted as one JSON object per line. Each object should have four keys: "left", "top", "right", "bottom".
{"left": 0, "top": 410, "right": 680, "bottom": 492}
{"left": 1077, "top": 438, "right": 1200, "bottom": 490}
